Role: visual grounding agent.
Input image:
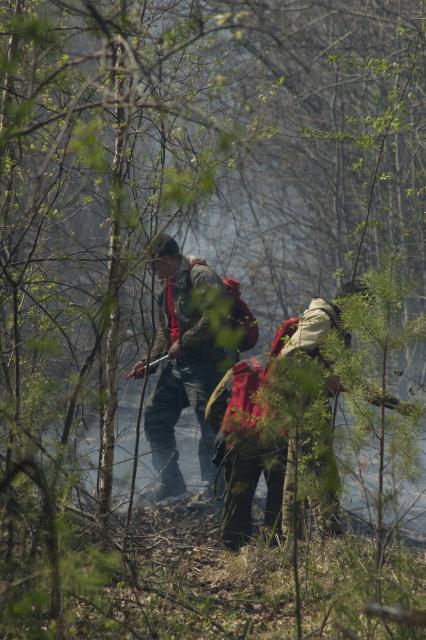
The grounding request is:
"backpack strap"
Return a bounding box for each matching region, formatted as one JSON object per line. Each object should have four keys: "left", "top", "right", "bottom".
{"left": 314, "top": 300, "right": 340, "bottom": 326}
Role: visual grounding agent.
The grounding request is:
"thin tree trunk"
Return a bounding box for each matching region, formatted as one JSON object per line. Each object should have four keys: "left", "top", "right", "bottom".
{"left": 0, "top": 0, "right": 23, "bottom": 136}
{"left": 330, "top": 16, "right": 344, "bottom": 283}
{"left": 292, "top": 428, "right": 302, "bottom": 640}
{"left": 375, "top": 261, "right": 393, "bottom": 599}
{"left": 0, "top": 459, "right": 63, "bottom": 637}
{"left": 98, "top": 32, "right": 128, "bottom": 522}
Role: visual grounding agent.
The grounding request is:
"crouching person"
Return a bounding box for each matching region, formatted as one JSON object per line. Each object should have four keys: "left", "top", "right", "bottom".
{"left": 206, "top": 361, "right": 287, "bottom": 551}
{"left": 274, "top": 282, "right": 417, "bottom": 539}
{"left": 274, "top": 289, "right": 354, "bottom": 539}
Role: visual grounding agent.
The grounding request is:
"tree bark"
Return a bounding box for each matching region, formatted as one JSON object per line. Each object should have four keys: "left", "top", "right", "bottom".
{"left": 98, "top": 30, "right": 128, "bottom": 522}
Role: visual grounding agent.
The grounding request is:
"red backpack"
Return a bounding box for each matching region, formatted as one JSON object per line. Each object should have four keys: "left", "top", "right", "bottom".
{"left": 188, "top": 260, "right": 258, "bottom": 352}
{"left": 268, "top": 317, "right": 300, "bottom": 360}
{"left": 221, "top": 317, "right": 300, "bottom": 435}
{"left": 222, "top": 276, "right": 258, "bottom": 352}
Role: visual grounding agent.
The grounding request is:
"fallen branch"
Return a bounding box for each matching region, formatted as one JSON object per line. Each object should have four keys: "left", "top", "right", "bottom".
{"left": 364, "top": 602, "right": 426, "bottom": 627}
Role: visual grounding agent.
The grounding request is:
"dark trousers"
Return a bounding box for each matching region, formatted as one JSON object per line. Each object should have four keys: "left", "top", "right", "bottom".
{"left": 221, "top": 439, "right": 287, "bottom": 550}
{"left": 144, "top": 359, "right": 227, "bottom": 487}
{"left": 282, "top": 425, "right": 341, "bottom": 538}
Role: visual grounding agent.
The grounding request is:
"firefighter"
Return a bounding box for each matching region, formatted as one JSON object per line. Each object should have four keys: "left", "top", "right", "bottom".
{"left": 127, "top": 234, "right": 232, "bottom": 502}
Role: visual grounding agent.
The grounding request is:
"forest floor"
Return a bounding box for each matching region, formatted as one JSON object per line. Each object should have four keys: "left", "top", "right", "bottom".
{"left": 72, "top": 494, "right": 426, "bottom": 640}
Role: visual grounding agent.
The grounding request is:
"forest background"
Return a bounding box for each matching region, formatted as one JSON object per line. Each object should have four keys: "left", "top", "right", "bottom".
{"left": 0, "top": 0, "right": 425, "bottom": 638}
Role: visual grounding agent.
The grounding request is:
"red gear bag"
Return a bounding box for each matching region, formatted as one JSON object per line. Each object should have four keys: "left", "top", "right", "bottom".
{"left": 221, "top": 316, "right": 300, "bottom": 435}
{"left": 188, "top": 260, "right": 258, "bottom": 352}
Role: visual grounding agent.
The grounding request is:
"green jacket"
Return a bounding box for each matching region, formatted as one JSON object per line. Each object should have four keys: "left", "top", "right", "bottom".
{"left": 151, "top": 256, "right": 230, "bottom": 362}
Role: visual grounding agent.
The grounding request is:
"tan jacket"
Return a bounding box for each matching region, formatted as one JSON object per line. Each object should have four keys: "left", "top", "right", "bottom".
{"left": 278, "top": 298, "right": 339, "bottom": 358}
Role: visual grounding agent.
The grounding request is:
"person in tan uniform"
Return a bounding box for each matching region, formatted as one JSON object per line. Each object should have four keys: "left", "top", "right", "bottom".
{"left": 277, "top": 295, "right": 348, "bottom": 538}
{"left": 278, "top": 287, "right": 416, "bottom": 538}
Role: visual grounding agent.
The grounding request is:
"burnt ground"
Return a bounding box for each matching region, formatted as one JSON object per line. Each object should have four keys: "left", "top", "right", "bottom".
{"left": 76, "top": 396, "right": 426, "bottom": 638}
{"left": 89, "top": 492, "right": 426, "bottom": 640}
{"left": 126, "top": 495, "right": 300, "bottom": 639}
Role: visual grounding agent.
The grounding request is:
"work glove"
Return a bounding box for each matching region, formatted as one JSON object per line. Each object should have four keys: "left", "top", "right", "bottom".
{"left": 126, "top": 360, "right": 146, "bottom": 380}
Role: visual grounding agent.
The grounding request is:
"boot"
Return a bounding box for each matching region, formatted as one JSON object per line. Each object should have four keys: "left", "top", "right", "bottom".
{"left": 142, "top": 479, "right": 187, "bottom": 504}
{"left": 143, "top": 449, "right": 187, "bottom": 503}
